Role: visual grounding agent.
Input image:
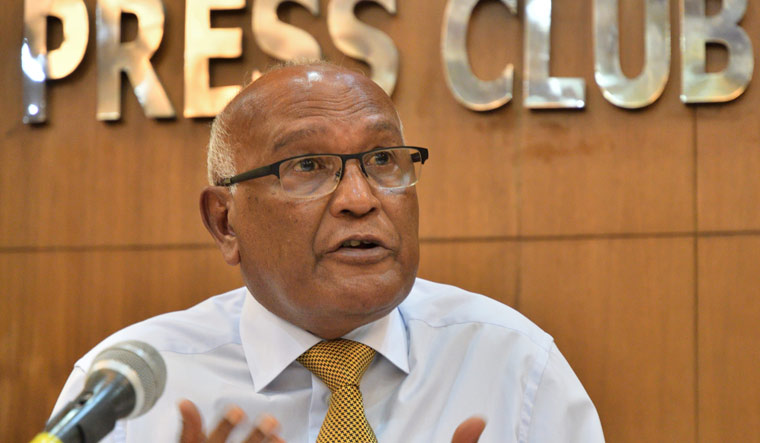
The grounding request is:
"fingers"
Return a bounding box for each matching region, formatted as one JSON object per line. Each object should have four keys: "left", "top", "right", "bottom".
{"left": 179, "top": 400, "right": 206, "bottom": 443}
{"left": 451, "top": 416, "right": 487, "bottom": 443}
{"left": 207, "top": 406, "right": 246, "bottom": 443}
{"left": 243, "top": 414, "right": 283, "bottom": 443}
{"left": 178, "top": 401, "right": 282, "bottom": 443}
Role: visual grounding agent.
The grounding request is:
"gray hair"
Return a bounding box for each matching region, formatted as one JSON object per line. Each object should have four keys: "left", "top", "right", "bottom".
{"left": 206, "top": 110, "right": 236, "bottom": 188}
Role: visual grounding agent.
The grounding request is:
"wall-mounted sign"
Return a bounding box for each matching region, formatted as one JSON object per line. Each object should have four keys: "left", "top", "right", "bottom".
{"left": 22, "top": 0, "right": 755, "bottom": 123}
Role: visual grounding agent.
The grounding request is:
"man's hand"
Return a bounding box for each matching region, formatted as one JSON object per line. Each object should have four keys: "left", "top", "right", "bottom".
{"left": 178, "top": 400, "right": 284, "bottom": 443}
{"left": 178, "top": 400, "right": 482, "bottom": 443}
{"left": 451, "top": 417, "right": 486, "bottom": 443}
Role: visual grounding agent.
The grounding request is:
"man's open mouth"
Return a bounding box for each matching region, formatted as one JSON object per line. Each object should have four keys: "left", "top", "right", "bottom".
{"left": 341, "top": 239, "right": 379, "bottom": 249}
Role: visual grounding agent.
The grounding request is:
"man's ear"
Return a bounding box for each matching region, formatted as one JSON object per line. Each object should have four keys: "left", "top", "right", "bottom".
{"left": 199, "top": 186, "right": 240, "bottom": 266}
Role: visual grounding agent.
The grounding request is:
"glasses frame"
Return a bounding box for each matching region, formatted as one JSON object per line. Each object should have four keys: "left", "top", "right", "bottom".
{"left": 217, "top": 146, "right": 429, "bottom": 192}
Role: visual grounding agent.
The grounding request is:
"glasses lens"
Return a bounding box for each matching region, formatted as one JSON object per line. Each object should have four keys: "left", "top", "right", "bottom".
{"left": 363, "top": 148, "right": 422, "bottom": 189}
{"left": 279, "top": 155, "right": 341, "bottom": 197}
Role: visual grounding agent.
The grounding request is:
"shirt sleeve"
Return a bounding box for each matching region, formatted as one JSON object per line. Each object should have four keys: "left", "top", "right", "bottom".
{"left": 525, "top": 344, "right": 605, "bottom": 442}
{"left": 50, "top": 365, "right": 125, "bottom": 443}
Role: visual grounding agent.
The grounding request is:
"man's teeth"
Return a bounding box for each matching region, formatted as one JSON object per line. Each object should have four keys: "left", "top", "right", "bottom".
{"left": 342, "top": 240, "right": 374, "bottom": 247}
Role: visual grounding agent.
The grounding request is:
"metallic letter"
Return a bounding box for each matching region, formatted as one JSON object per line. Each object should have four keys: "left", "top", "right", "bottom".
{"left": 594, "top": 0, "right": 670, "bottom": 108}
{"left": 96, "top": 0, "right": 175, "bottom": 120}
{"left": 184, "top": 0, "right": 244, "bottom": 118}
{"left": 441, "top": 0, "right": 516, "bottom": 111}
{"left": 253, "top": 0, "right": 321, "bottom": 61}
{"left": 22, "top": 0, "right": 89, "bottom": 123}
{"left": 680, "top": 0, "right": 753, "bottom": 103}
{"left": 328, "top": 0, "right": 398, "bottom": 95}
{"left": 523, "top": 0, "right": 585, "bottom": 108}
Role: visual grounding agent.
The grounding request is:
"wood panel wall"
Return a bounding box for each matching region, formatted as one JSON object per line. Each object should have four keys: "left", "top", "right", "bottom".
{"left": 2, "top": 0, "right": 759, "bottom": 441}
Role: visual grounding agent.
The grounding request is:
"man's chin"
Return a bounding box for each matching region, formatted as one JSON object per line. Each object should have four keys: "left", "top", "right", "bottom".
{"left": 306, "top": 259, "right": 416, "bottom": 333}
{"left": 317, "top": 253, "right": 405, "bottom": 284}
{"left": 320, "top": 273, "right": 411, "bottom": 316}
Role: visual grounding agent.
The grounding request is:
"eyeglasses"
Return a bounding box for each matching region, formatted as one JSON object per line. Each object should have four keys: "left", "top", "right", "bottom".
{"left": 218, "top": 146, "right": 429, "bottom": 198}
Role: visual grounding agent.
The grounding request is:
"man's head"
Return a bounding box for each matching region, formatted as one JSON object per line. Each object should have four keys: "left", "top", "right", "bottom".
{"left": 200, "top": 63, "right": 420, "bottom": 339}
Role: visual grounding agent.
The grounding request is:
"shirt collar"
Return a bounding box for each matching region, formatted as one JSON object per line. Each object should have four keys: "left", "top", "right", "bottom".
{"left": 239, "top": 288, "right": 410, "bottom": 393}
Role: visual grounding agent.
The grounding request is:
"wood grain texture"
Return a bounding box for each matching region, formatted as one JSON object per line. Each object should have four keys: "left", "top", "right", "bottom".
{"left": 698, "top": 237, "right": 760, "bottom": 442}
{"left": 0, "top": 248, "right": 242, "bottom": 442}
{"left": 519, "top": 238, "right": 696, "bottom": 442}
{"left": 696, "top": 0, "right": 760, "bottom": 232}
{"left": 418, "top": 240, "right": 518, "bottom": 307}
{"left": 518, "top": 0, "right": 695, "bottom": 236}
{"left": 407, "top": 0, "right": 521, "bottom": 239}
{"left": 0, "top": 0, "right": 215, "bottom": 247}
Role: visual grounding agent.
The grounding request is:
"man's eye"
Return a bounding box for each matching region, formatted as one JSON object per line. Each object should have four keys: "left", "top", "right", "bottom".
{"left": 369, "top": 151, "right": 392, "bottom": 166}
{"left": 294, "top": 158, "right": 319, "bottom": 172}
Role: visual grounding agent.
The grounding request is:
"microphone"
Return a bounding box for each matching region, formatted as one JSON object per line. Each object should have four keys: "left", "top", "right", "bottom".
{"left": 33, "top": 341, "right": 167, "bottom": 443}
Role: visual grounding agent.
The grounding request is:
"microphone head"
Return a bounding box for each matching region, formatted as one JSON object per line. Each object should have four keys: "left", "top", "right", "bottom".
{"left": 89, "top": 340, "right": 167, "bottom": 418}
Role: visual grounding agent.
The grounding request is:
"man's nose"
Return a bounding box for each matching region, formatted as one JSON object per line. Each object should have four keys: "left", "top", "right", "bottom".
{"left": 328, "top": 159, "right": 381, "bottom": 217}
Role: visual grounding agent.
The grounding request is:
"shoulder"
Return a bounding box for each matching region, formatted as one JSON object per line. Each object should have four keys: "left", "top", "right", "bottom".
{"left": 72, "top": 287, "right": 248, "bottom": 370}
{"left": 400, "top": 278, "right": 554, "bottom": 352}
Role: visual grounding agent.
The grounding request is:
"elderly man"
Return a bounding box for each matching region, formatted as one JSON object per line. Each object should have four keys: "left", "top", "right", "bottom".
{"left": 51, "top": 63, "right": 604, "bottom": 442}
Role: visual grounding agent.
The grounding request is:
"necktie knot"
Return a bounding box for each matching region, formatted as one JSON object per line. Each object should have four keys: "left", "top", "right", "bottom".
{"left": 297, "top": 339, "right": 376, "bottom": 392}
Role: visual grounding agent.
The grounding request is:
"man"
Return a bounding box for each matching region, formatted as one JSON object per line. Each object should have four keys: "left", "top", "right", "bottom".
{"left": 51, "top": 62, "right": 604, "bottom": 442}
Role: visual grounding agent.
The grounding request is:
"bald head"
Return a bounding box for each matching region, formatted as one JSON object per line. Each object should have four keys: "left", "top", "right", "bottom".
{"left": 206, "top": 63, "right": 401, "bottom": 186}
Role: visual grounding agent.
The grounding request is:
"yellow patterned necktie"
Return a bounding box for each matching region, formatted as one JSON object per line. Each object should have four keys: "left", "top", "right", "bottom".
{"left": 297, "top": 339, "right": 378, "bottom": 443}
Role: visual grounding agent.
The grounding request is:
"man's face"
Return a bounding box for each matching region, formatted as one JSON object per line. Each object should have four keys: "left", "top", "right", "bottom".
{"left": 221, "top": 66, "right": 419, "bottom": 339}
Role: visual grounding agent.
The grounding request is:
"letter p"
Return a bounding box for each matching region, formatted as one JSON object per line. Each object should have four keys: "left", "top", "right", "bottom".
{"left": 22, "top": 0, "right": 89, "bottom": 123}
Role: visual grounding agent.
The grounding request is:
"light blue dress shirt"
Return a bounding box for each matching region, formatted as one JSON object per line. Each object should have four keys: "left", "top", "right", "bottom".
{"left": 52, "top": 278, "right": 604, "bottom": 442}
